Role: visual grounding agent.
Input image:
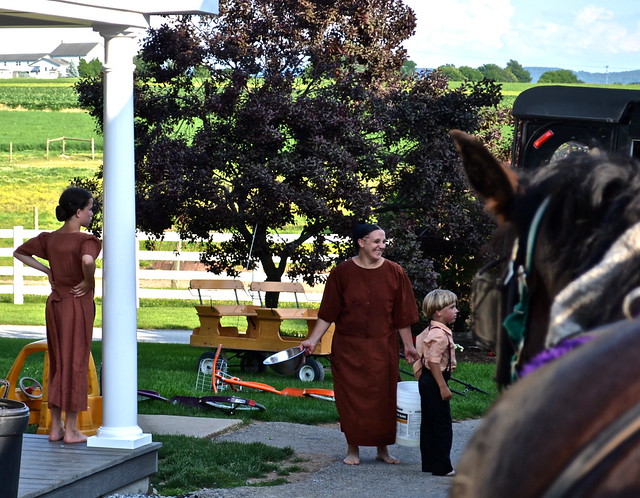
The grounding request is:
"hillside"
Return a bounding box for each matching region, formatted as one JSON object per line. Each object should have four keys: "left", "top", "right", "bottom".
{"left": 526, "top": 66, "right": 640, "bottom": 84}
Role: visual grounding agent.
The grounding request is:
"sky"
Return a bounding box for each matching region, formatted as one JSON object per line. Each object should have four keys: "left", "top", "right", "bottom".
{"left": 0, "top": 1, "right": 638, "bottom": 74}
{"left": 402, "top": 0, "right": 640, "bottom": 73}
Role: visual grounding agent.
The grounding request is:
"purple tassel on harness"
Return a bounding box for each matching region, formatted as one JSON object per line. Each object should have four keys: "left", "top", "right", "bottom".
{"left": 520, "top": 335, "right": 595, "bottom": 378}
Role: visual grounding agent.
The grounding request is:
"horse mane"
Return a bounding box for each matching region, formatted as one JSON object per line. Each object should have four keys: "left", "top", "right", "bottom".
{"left": 514, "top": 153, "right": 640, "bottom": 285}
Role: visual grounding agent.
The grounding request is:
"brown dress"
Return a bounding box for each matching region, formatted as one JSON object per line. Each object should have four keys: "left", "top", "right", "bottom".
{"left": 319, "top": 259, "right": 418, "bottom": 446}
{"left": 15, "top": 231, "right": 102, "bottom": 413}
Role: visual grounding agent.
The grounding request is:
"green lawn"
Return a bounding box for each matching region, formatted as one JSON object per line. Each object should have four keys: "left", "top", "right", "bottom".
{"left": 0, "top": 78, "right": 80, "bottom": 110}
{"left": 0, "top": 157, "right": 100, "bottom": 229}
{"left": 0, "top": 110, "right": 102, "bottom": 154}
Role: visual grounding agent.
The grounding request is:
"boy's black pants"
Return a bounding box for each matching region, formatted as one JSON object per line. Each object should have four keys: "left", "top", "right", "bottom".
{"left": 418, "top": 368, "right": 453, "bottom": 475}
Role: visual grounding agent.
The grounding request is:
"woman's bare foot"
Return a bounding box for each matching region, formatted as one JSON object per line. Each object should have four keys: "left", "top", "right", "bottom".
{"left": 376, "top": 446, "right": 400, "bottom": 464}
{"left": 376, "top": 454, "right": 400, "bottom": 464}
{"left": 48, "top": 428, "right": 64, "bottom": 442}
{"left": 63, "top": 429, "right": 88, "bottom": 444}
{"left": 343, "top": 444, "right": 360, "bottom": 465}
{"left": 49, "top": 407, "right": 64, "bottom": 442}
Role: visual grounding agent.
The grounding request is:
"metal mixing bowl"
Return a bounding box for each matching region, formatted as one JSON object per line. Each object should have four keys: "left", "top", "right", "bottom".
{"left": 263, "top": 346, "right": 306, "bottom": 375}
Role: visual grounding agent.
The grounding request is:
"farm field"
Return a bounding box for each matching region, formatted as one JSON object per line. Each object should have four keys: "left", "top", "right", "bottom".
{"left": 0, "top": 110, "right": 102, "bottom": 154}
{"left": 0, "top": 78, "right": 101, "bottom": 156}
{"left": 0, "top": 157, "right": 99, "bottom": 228}
{"left": 3, "top": 78, "right": 640, "bottom": 156}
{"left": 2, "top": 79, "right": 640, "bottom": 230}
{"left": 0, "top": 77, "right": 80, "bottom": 109}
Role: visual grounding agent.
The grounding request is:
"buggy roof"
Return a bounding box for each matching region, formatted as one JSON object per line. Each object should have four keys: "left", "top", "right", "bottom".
{"left": 512, "top": 85, "right": 640, "bottom": 123}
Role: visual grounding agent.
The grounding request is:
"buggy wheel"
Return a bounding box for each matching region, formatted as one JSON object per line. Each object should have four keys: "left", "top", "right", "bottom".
{"left": 240, "top": 352, "right": 267, "bottom": 373}
{"left": 297, "top": 357, "right": 325, "bottom": 382}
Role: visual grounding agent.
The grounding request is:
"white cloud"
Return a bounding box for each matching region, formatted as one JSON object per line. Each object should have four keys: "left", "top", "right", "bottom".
{"left": 499, "top": 4, "right": 640, "bottom": 69}
{"left": 408, "top": 0, "right": 514, "bottom": 51}
{"left": 569, "top": 8, "right": 640, "bottom": 55}
{"left": 574, "top": 6, "right": 613, "bottom": 25}
{"left": 401, "top": 0, "right": 523, "bottom": 69}
{"left": 402, "top": 0, "right": 640, "bottom": 71}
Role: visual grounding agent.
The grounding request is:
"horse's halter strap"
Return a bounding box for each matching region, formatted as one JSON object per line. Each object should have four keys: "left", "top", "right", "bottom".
{"left": 503, "top": 196, "right": 551, "bottom": 381}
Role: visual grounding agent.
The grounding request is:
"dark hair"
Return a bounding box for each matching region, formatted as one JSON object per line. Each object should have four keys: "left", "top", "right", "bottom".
{"left": 352, "top": 223, "right": 382, "bottom": 252}
{"left": 55, "top": 187, "right": 93, "bottom": 222}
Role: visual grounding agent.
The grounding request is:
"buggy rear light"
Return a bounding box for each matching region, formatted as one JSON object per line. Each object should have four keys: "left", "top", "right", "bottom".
{"left": 534, "top": 130, "right": 554, "bottom": 149}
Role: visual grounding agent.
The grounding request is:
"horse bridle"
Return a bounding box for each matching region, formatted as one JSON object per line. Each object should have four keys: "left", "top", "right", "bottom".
{"left": 502, "top": 197, "right": 551, "bottom": 381}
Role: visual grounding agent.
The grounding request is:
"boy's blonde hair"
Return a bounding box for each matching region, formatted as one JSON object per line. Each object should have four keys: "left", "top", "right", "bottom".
{"left": 422, "top": 289, "right": 457, "bottom": 320}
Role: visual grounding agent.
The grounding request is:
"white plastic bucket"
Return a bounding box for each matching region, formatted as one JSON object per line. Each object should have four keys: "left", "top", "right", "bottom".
{"left": 396, "top": 381, "right": 421, "bottom": 447}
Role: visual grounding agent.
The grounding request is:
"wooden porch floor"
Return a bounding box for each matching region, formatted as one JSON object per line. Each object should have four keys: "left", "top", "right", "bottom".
{"left": 17, "top": 434, "right": 161, "bottom": 498}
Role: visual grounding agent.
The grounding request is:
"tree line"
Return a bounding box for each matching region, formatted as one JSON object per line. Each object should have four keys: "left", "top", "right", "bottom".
{"left": 437, "top": 60, "right": 582, "bottom": 84}
{"left": 74, "top": 0, "right": 514, "bottom": 331}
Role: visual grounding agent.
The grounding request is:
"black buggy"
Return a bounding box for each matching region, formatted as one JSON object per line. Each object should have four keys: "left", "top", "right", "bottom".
{"left": 512, "top": 85, "right": 640, "bottom": 169}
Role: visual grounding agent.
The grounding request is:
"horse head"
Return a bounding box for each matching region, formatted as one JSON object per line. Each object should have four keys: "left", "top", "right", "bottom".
{"left": 450, "top": 130, "right": 640, "bottom": 385}
{"left": 450, "top": 130, "right": 640, "bottom": 497}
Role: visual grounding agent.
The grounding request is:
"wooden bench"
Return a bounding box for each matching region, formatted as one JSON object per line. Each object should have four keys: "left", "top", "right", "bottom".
{"left": 248, "top": 281, "right": 307, "bottom": 307}
{"left": 189, "top": 279, "right": 333, "bottom": 355}
{"left": 248, "top": 282, "right": 333, "bottom": 354}
{"left": 190, "top": 279, "right": 247, "bottom": 305}
{"left": 189, "top": 280, "right": 258, "bottom": 345}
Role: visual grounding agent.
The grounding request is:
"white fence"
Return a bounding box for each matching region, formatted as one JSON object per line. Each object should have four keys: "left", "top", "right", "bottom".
{"left": 1, "top": 227, "right": 327, "bottom": 305}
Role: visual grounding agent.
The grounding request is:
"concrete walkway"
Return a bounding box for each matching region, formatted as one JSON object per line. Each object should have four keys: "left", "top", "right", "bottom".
{"left": 191, "top": 419, "right": 479, "bottom": 498}
{"left": 127, "top": 415, "right": 478, "bottom": 498}
{"left": 0, "top": 324, "right": 192, "bottom": 344}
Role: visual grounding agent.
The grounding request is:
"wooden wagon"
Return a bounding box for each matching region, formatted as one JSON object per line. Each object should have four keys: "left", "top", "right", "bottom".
{"left": 189, "top": 279, "right": 334, "bottom": 381}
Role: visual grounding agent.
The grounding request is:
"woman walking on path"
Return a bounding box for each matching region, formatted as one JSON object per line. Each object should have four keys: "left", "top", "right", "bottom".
{"left": 14, "top": 187, "right": 101, "bottom": 444}
{"left": 301, "top": 223, "right": 419, "bottom": 465}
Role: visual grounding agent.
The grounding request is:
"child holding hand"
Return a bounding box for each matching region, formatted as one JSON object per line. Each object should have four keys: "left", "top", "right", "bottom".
{"left": 414, "top": 289, "right": 458, "bottom": 476}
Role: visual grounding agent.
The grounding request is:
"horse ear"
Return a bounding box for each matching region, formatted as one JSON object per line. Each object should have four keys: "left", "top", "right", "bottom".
{"left": 450, "top": 129, "right": 519, "bottom": 222}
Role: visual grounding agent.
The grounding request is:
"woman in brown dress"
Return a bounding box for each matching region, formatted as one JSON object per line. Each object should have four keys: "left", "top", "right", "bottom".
{"left": 301, "top": 223, "right": 419, "bottom": 465}
{"left": 14, "top": 187, "right": 101, "bottom": 444}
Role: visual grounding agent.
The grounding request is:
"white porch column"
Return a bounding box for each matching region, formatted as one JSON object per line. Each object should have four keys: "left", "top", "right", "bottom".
{"left": 88, "top": 27, "right": 151, "bottom": 449}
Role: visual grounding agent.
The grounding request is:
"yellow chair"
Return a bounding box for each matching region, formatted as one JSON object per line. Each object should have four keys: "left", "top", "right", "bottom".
{"left": 4, "top": 339, "right": 102, "bottom": 436}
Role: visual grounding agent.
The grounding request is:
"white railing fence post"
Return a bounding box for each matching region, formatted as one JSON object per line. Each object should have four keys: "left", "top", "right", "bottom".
{"left": 135, "top": 232, "right": 140, "bottom": 309}
{"left": 12, "top": 226, "right": 24, "bottom": 305}
{"left": 1, "top": 227, "right": 332, "bottom": 304}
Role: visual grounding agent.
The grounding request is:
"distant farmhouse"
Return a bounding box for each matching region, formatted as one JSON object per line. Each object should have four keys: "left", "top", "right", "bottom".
{"left": 0, "top": 41, "right": 102, "bottom": 79}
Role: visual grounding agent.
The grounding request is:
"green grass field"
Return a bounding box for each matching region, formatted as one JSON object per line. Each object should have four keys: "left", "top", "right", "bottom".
{"left": 0, "top": 78, "right": 80, "bottom": 109}
{"left": 0, "top": 110, "right": 102, "bottom": 154}
{"left": 0, "top": 157, "right": 100, "bottom": 229}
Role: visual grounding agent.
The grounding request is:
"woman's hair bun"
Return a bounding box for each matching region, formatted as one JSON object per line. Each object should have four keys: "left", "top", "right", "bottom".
{"left": 56, "top": 187, "right": 93, "bottom": 222}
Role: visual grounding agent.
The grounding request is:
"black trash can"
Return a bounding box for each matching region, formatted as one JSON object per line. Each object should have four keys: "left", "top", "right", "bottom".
{"left": 0, "top": 399, "right": 30, "bottom": 498}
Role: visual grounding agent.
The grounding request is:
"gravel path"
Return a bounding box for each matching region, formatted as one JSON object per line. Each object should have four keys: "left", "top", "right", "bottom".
{"left": 181, "top": 419, "right": 480, "bottom": 498}
{"left": 107, "top": 419, "right": 480, "bottom": 497}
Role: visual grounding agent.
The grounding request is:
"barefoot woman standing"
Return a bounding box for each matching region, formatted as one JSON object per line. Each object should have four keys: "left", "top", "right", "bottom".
{"left": 14, "top": 187, "right": 101, "bottom": 444}
{"left": 301, "top": 223, "right": 419, "bottom": 465}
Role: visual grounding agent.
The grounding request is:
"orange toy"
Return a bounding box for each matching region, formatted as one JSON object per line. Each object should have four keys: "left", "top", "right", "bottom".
{"left": 3, "top": 339, "right": 102, "bottom": 436}
{"left": 209, "top": 344, "right": 334, "bottom": 401}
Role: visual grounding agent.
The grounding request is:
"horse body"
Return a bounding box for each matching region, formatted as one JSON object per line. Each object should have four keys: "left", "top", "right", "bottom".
{"left": 449, "top": 130, "right": 640, "bottom": 496}
{"left": 452, "top": 320, "right": 640, "bottom": 498}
